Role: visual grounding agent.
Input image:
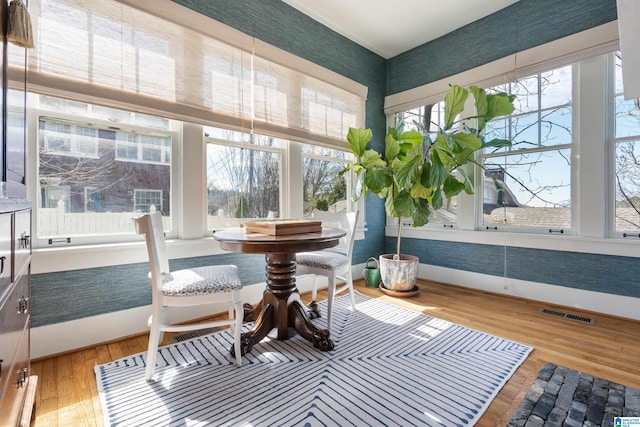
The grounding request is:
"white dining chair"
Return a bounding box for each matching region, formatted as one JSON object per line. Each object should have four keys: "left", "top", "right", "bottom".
{"left": 296, "top": 210, "right": 359, "bottom": 330}
{"left": 134, "top": 211, "right": 243, "bottom": 381}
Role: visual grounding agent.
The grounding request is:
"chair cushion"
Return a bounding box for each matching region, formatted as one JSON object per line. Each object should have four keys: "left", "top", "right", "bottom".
{"left": 296, "top": 252, "right": 349, "bottom": 270}
{"left": 161, "top": 265, "right": 242, "bottom": 296}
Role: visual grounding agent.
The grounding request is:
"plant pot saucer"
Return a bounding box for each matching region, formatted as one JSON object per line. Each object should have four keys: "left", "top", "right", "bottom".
{"left": 379, "top": 283, "right": 420, "bottom": 298}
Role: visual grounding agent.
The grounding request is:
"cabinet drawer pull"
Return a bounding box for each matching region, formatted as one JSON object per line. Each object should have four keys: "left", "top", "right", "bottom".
{"left": 18, "top": 296, "right": 29, "bottom": 314}
{"left": 15, "top": 367, "right": 28, "bottom": 388}
{"left": 19, "top": 232, "right": 31, "bottom": 249}
{"left": 0, "top": 256, "right": 5, "bottom": 274}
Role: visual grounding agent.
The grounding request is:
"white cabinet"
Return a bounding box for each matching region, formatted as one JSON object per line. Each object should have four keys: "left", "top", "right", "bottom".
{"left": 0, "top": 205, "right": 32, "bottom": 426}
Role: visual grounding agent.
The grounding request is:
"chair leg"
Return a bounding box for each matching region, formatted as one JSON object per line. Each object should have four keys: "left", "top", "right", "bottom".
{"left": 311, "top": 274, "right": 318, "bottom": 301}
{"left": 346, "top": 270, "right": 356, "bottom": 310}
{"left": 232, "top": 292, "right": 243, "bottom": 367}
{"left": 326, "top": 272, "right": 337, "bottom": 330}
{"left": 145, "top": 308, "right": 163, "bottom": 381}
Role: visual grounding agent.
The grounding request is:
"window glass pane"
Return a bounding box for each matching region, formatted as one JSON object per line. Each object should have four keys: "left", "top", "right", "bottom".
{"left": 540, "top": 66, "right": 572, "bottom": 110}
{"left": 483, "top": 64, "right": 573, "bottom": 231}
{"left": 206, "top": 137, "right": 281, "bottom": 229}
{"left": 37, "top": 104, "right": 172, "bottom": 239}
{"left": 302, "top": 144, "right": 349, "bottom": 215}
{"left": 612, "top": 51, "right": 640, "bottom": 235}
{"left": 614, "top": 140, "right": 640, "bottom": 233}
{"left": 483, "top": 149, "right": 571, "bottom": 228}
{"left": 615, "top": 95, "right": 640, "bottom": 139}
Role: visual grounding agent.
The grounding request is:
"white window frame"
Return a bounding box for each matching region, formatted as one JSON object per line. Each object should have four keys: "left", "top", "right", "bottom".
{"left": 28, "top": 94, "right": 181, "bottom": 247}
{"left": 478, "top": 65, "right": 575, "bottom": 235}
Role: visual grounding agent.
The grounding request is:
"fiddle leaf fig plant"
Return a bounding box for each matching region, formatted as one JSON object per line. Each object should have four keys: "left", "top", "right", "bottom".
{"left": 339, "top": 84, "right": 516, "bottom": 257}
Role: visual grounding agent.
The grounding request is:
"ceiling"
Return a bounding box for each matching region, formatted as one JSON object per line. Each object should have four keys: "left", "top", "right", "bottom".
{"left": 281, "top": 0, "right": 519, "bottom": 59}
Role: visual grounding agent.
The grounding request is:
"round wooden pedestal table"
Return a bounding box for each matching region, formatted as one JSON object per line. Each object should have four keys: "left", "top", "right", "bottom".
{"left": 213, "top": 227, "right": 346, "bottom": 356}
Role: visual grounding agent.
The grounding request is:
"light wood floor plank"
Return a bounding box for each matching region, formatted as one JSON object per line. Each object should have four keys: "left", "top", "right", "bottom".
{"left": 30, "top": 279, "right": 640, "bottom": 426}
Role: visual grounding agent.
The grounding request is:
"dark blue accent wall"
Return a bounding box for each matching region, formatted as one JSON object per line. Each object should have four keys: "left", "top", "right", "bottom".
{"left": 387, "top": 0, "right": 618, "bottom": 95}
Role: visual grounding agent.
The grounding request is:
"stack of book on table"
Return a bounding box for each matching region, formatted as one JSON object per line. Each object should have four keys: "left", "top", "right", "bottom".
{"left": 245, "top": 219, "right": 322, "bottom": 235}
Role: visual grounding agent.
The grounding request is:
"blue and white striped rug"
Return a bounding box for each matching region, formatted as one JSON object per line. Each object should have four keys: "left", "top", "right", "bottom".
{"left": 95, "top": 292, "right": 533, "bottom": 426}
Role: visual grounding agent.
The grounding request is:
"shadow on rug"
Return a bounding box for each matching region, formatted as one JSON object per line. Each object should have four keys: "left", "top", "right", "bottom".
{"left": 508, "top": 363, "right": 640, "bottom": 426}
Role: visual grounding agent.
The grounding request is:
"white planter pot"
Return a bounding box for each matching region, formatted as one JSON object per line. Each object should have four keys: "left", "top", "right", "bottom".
{"left": 379, "top": 254, "right": 419, "bottom": 291}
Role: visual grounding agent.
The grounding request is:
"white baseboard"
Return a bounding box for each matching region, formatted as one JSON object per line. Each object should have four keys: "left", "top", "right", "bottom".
{"left": 420, "top": 264, "right": 640, "bottom": 321}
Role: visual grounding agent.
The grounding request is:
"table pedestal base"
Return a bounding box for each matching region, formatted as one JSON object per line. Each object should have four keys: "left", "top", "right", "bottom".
{"left": 232, "top": 253, "right": 334, "bottom": 357}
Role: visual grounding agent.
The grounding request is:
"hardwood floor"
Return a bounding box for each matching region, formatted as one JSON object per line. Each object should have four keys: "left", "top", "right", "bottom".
{"left": 28, "top": 279, "right": 640, "bottom": 426}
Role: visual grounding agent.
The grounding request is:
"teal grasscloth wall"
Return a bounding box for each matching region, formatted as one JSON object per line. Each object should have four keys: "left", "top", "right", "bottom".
{"left": 31, "top": 0, "right": 624, "bottom": 327}
{"left": 387, "top": 0, "right": 618, "bottom": 95}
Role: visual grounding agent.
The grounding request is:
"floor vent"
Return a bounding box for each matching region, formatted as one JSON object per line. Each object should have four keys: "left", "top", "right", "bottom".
{"left": 170, "top": 327, "right": 222, "bottom": 343}
{"left": 539, "top": 308, "right": 595, "bottom": 324}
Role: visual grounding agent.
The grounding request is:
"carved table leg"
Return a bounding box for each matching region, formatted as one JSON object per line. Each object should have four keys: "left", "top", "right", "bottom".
{"left": 232, "top": 303, "right": 274, "bottom": 356}
{"left": 242, "top": 300, "right": 263, "bottom": 322}
{"left": 230, "top": 252, "right": 334, "bottom": 356}
{"left": 289, "top": 300, "right": 334, "bottom": 351}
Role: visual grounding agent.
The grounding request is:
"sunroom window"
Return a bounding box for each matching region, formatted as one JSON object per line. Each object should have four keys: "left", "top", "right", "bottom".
{"left": 205, "top": 128, "right": 283, "bottom": 229}
{"left": 481, "top": 65, "right": 573, "bottom": 233}
{"left": 611, "top": 52, "right": 640, "bottom": 237}
{"left": 302, "top": 144, "right": 350, "bottom": 215}
{"left": 35, "top": 96, "right": 176, "bottom": 244}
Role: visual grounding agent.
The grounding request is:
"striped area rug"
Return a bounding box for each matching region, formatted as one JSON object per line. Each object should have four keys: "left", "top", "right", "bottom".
{"left": 95, "top": 292, "right": 532, "bottom": 426}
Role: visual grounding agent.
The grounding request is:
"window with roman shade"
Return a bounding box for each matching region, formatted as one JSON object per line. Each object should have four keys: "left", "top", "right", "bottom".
{"left": 24, "top": 0, "right": 367, "bottom": 150}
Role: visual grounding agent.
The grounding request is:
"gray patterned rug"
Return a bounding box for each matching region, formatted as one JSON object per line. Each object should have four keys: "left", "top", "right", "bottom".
{"left": 95, "top": 292, "right": 532, "bottom": 426}
{"left": 508, "top": 363, "right": 640, "bottom": 426}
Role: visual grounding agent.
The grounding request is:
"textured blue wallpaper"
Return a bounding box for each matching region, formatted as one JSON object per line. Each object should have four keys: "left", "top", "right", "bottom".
{"left": 387, "top": 0, "right": 618, "bottom": 95}
{"left": 393, "top": 237, "right": 640, "bottom": 299}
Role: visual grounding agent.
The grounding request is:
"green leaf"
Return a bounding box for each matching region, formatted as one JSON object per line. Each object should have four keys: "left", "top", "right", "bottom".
{"left": 346, "top": 127, "right": 372, "bottom": 158}
{"left": 452, "top": 132, "right": 482, "bottom": 151}
{"left": 410, "top": 180, "right": 432, "bottom": 199}
{"left": 394, "top": 147, "right": 422, "bottom": 189}
{"left": 412, "top": 198, "right": 431, "bottom": 227}
{"left": 365, "top": 166, "right": 392, "bottom": 194}
{"left": 486, "top": 93, "right": 515, "bottom": 119}
{"left": 444, "top": 85, "right": 468, "bottom": 130}
{"left": 384, "top": 133, "right": 401, "bottom": 161}
{"left": 393, "top": 190, "right": 416, "bottom": 218}
{"left": 360, "top": 149, "right": 387, "bottom": 169}
{"left": 481, "top": 138, "right": 513, "bottom": 149}
{"left": 470, "top": 86, "right": 488, "bottom": 131}
{"left": 429, "top": 150, "right": 447, "bottom": 189}
{"left": 443, "top": 174, "right": 466, "bottom": 198}
{"left": 457, "top": 168, "right": 475, "bottom": 194}
{"left": 397, "top": 130, "right": 423, "bottom": 147}
{"left": 420, "top": 162, "right": 432, "bottom": 188}
{"left": 430, "top": 187, "right": 443, "bottom": 210}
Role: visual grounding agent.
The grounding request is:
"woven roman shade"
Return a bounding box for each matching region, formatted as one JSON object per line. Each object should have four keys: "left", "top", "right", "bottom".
{"left": 24, "top": 0, "right": 367, "bottom": 149}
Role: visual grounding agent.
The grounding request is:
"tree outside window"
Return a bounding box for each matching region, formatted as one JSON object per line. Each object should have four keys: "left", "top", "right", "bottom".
{"left": 206, "top": 130, "right": 282, "bottom": 228}
{"left": 613, "top": 51, "right": 640, "bottom": 235}
{"left": 302, "top": 144, "right": 349, "bottom": 215}
{"left": 481, "top": 65, "right": 573, "bottom": 231}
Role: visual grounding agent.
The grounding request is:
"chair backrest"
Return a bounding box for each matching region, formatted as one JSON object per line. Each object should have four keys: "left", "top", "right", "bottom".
{"left": 311, "top": 209, "right": 359, "bottom": 258}
{"left": 133, "top": 212, "right": 170, "bottom": 284}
